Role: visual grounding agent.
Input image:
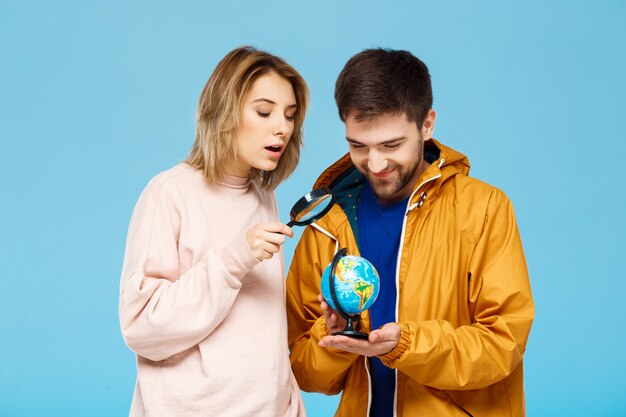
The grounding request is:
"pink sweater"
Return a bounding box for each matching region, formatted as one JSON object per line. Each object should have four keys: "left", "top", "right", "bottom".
{"left": 119, "top": 163, "right": 305, "bottom": 417}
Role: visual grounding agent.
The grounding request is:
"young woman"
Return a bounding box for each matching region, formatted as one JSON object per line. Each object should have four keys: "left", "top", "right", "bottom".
{"left": 119, "top": 46, "right": 309, "bottom": 417}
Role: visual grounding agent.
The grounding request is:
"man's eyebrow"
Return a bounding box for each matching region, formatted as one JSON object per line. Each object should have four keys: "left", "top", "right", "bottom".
{"left": 252, "top": 98, "right": 297, "bottom": 108}
{"left": 345, "top": 136, "right": 406, "bottom": 145}
{"left": 379, "top": 136, "right": 406, "bottom": 145}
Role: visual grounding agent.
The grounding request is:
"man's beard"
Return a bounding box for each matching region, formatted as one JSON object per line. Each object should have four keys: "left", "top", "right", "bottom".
{"left": 361, "top": 159, "right": 420, "bottom": 201}
{"left": 357, "top": 135, "right": 425, "bottom": 203}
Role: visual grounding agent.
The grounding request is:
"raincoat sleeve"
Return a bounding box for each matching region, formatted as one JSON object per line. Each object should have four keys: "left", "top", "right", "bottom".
{"left": 378, "top": 189, "right": 534, "bottom": 390}
{"left": 119, "top": 179, "right": 258, "bottom": 362}
{"left": 287, "top": 226, "right": 359, "bottom": 394}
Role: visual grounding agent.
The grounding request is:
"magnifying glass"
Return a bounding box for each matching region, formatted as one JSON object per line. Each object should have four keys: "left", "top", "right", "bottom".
{"left": 286, "top": 187, "right": 336, "bottom": 227}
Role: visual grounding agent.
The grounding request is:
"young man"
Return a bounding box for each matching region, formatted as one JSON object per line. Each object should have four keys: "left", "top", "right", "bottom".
{"left": 286, "top": 49, "right": 534, "bottom": 417}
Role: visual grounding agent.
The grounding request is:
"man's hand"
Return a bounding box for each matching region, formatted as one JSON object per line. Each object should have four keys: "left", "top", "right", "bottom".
{"left": 245, "top": 222, "right": 293, "bottom": 261}
{"left": 318, "top": 293, "right": 347, "bottom": 334}
{"left": 319, "top": 322, "right": 401, "bottom": 357}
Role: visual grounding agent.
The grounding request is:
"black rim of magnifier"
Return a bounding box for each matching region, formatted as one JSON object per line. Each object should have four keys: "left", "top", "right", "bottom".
{"left": 328, "top": 248, "right": 369, "bottom": 339}
{"left": 287, "top": 187, "right": 335, "bottom": 227}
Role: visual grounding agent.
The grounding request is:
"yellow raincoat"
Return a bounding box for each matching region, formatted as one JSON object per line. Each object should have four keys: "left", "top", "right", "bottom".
{"left": 287, "top": 139, "right": 534, "bottom": 416}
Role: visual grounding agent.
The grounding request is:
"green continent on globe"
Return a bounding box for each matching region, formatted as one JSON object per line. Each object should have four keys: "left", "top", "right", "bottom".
{"left": 322, "top": 254, "right": 379, "bottom": 315}
{"left": 354, "top": 281, "right": 374, "bottom": 310}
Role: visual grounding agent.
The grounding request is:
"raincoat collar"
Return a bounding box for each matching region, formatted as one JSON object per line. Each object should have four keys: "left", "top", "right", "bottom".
{"left": 308, "top": 139, "right": 470, "bottom": 247}
{"left": 312, "top": 138, "right": 470, "bottom": 205}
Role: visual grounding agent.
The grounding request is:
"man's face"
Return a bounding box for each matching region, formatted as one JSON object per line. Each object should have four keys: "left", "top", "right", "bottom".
{"left": 345, "top": 111, "right": 435, "bottom": 204}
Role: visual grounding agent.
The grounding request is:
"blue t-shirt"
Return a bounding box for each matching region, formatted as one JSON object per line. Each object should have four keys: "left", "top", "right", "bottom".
{"left": 357, "top": 182, "right": 408, "bottom": 417}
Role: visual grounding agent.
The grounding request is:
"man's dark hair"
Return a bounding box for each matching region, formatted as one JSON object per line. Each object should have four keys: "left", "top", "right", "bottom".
{"left": 334, "top": 48, "right": 433, "bottom": 128}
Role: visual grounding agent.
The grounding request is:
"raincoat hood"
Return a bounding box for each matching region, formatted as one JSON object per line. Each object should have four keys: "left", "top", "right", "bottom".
{"left": 309, "top": 138, "right": 470, "bottom": 246}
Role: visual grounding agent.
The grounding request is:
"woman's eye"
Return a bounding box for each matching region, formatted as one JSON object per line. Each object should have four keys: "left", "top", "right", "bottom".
{"left": 257, "top": 111, "right": 270, "bottom": 118}
{"left": 285, "top": 114, "right": 295, "bottom": 121}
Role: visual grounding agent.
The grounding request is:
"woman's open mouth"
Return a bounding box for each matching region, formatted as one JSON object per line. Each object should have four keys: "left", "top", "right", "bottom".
{"left": 265, "top": 144, "right": 283, "bottom": 157}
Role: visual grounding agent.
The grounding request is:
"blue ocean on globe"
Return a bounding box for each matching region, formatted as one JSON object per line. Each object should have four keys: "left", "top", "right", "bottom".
{"left": 321, "top": 254, "right": 380, "bottom": 315}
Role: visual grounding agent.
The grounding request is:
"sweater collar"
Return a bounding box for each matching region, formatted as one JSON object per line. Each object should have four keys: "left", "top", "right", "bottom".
{"left": 217, "top": 173, "right": 251, "bottom": 189}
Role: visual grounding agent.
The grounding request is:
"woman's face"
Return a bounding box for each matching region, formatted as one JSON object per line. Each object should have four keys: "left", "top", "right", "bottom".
{"left": 229, "top": 71, "right": 297, "bottom": 177}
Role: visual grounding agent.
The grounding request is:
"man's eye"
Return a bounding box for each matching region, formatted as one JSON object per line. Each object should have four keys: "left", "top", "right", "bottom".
{"left": 384, "top": 144, "right": 399, "bottom": 149}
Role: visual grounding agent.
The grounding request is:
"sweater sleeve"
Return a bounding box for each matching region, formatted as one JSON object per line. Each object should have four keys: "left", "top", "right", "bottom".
{"left": 287, "top": 226, "right": 359, "bottom": 394}
{"left": 378, "top": 189, "right": 534, "bottom": 390}
{"left": 119, "top": 178, "right": 259, "bottom": 362}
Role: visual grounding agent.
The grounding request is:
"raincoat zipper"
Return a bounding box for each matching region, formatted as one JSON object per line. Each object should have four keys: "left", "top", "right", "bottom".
{"left": 312, "top": 161, "right": 444, "bottom": 417}
{"left": 365, "top": 356, "right": 373, "bottom": 417}
{"left": 390, "top": 164, "right": 443, "bottom": 417}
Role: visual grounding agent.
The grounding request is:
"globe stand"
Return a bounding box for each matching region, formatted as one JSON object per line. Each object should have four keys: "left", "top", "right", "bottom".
{"left": 328, "top": 248, "right": 369, "bottom": 340}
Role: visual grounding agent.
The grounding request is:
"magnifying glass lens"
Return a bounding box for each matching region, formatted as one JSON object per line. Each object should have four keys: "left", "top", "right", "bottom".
{"left": 293, "top": 194, "right": 333, "bottom": 223}
{"left": 287, "top": 187, "right": 335, "bottom": 228}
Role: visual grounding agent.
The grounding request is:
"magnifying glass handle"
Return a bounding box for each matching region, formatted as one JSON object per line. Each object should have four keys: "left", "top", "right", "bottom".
{"left": 277, "top": 221, "right": 295, "bottom": 234}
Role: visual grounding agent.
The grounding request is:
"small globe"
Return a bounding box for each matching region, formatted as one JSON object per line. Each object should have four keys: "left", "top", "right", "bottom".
{"left": 321, "top": 254, "right": 380, "bottom": 315}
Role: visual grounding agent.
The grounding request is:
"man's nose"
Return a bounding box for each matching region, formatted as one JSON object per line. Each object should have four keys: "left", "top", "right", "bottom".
{"left": 367, "top": 152, "right": 388, "bottom": 173}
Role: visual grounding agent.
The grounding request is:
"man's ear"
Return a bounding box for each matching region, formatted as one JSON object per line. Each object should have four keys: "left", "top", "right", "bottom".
{"left": 421, "top": 109, "right": 437, "bottom": 140}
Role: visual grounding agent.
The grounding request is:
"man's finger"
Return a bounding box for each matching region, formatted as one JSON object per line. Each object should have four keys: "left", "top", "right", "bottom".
{"left": 369, "top": 323, "right": 401, "bottom": 343}
{"left": 320, "top": 335, "right": 369, "bottom": 350}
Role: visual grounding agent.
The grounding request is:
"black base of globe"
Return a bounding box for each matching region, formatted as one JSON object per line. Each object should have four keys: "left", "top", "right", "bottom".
{"left": 331, "top": 314, "right": 368, "bottom": 339}
{"left": 331, "top": 329, "right": 369, "bottom": 339}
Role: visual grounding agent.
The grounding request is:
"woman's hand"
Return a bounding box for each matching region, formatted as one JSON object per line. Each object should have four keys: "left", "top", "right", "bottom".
{"left": 245, "top": 222, "right": 293, "bottom": 261}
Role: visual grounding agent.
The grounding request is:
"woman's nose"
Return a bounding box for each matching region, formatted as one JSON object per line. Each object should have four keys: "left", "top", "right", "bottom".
{"left": 274, "top": 116, "right": 290, "bottom": 136}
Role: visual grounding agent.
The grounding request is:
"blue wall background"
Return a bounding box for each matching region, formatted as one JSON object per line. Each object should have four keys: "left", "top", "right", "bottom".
{"left": 1, "top": 1, "right": 625, "bottom": 416}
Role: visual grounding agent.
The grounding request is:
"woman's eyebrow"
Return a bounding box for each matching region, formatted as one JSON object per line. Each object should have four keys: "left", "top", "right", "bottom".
{"left": 252, "top": 98, "right": 297, "bottom": 108}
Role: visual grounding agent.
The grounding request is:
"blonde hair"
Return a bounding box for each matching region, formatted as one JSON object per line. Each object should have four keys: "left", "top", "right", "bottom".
{"left": 185, "top": 46, "right": 309, "bottom": 190}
